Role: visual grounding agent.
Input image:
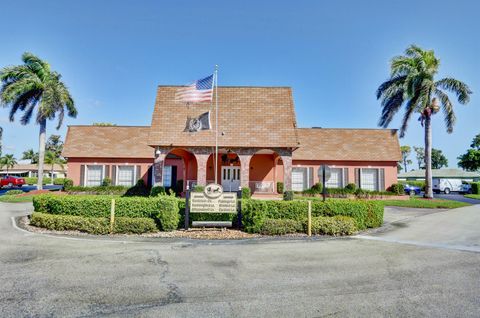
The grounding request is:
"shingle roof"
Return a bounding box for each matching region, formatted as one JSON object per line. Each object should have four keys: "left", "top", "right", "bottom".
{"left": 293, "top": 128, "right": 401, "bottom": 161}
{"left": 398, "top": 168, "right": 480, "bottom": 179}
{"left": 148, "top": 86, "right": 299, "bottom": 148}
{"left": 63, "top": 126, "right": 153, "bottom": 158}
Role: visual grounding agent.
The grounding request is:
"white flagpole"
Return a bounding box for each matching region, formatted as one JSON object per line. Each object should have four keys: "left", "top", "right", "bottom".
{"left": 214, "top": 65, "right": 219, "bottom": 184}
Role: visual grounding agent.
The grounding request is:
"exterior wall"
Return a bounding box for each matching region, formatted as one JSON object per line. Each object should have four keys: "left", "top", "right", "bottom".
{"left": 291, "top": 160, "right": 398, "bottom": 190}
{"left": 249, "top": 154, "right": 275, "bottom": 181}
{"left": 67, "top": 157, "right": 153, "bottom": 186}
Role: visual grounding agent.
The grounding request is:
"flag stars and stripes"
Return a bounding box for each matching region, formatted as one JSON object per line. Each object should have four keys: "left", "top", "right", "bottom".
{"left": 175, "top": 75, "right": 214, "bottom": 103}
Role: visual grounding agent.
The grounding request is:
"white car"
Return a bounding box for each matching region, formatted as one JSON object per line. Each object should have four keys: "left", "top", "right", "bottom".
{"left": 432, "top": 178, "right": 464, "bottom": 194}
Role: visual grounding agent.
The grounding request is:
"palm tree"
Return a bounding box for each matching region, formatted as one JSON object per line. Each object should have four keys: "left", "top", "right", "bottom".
{"left": 1, "top": 154, "right": 17, "bottom": 175}
{"left": 44, "top": 151, "right": 64, "bottom": 184}
{"left": 0, "top": 52, "right": 76, "bottom": 190}
{"left": 22, "top": 148, "right": 38, "bottom": 163}
{"left": 377, "top": 45, "right": 472, "bottom": 198}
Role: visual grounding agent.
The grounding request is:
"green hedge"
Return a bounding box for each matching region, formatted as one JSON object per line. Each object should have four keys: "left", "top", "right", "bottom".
{"left": 30, "top": 212, "right": 157, "bottom": 234}
{"left": 471, "top": 182, "right": 480, "bottom": 195}
{"left": 32, "top": 194, "right": 179, "bottom": 231}
{"left": 242, "top": 199, "right": 383, "bottom": 233}
{"left": 66, "top": 186, "right": 129, "bottom": 195}
{"left": 5, "top": 189, "right": 24, "bottom": 195}
{"left": 308, "top": 216, "right": 357, "bottom": 236}
{"left": 260, "top": 219, "right": 303, "bottom": 235}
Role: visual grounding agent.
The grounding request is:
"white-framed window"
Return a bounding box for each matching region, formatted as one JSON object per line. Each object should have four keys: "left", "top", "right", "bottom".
{"left": 163, "top": 165, "right": 172, "bottom": 187}
{"left": 361, "top": 168, "right": 379, "bottom": 191}
{"left": 86, "top": 165, "right": 103, "bottom": 187}
{"left": 292, "top": 167, "right": 314, "bottom": 191}
{"left": 117, "top": 166, "right": 135, "bottom": 186}
{"left": 326, "top": 168, "right": 344, "bottom": 188}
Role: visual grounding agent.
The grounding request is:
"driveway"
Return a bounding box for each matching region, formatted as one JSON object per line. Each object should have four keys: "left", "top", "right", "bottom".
{"left": 1, "top": 203, "right": 479, "bottom": 317}
{"left": 433, "top": 193, "right": 480, "bottom": 205}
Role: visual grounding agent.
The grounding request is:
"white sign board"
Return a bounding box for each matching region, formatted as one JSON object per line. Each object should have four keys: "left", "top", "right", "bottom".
{"left": 190, "top": 184, "right": 237, "bottom": 213}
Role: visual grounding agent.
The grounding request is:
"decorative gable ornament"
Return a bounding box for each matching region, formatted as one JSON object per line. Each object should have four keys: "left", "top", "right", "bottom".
{"left": 184, "top": 111, "right": 211, "bottom": 132}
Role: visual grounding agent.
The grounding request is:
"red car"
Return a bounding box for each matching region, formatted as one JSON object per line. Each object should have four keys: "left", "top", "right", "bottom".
{"left": 0, "top": 175, "right": 25, "bottom": 188}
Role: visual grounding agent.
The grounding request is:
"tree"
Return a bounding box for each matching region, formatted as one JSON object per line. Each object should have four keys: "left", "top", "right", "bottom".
{"left": 0, "top": 52, "right": 77, "bottom": 190}
{"left": 377, "top": 45, "right": 472, "bottom": 198}
{"left": 431, "top": 148, "right": 448, "bottom": 169}
{"left": 0, "top": 127, "right": 3, "bottom": 156}
{"left": 22, "top": 148, "right": 39, "bottom": 163}
{"left": 400, "top": 145, "right": 412, "bottom": 172}
{"left": 413, "top": 146, "right": 425, "bottom": 169}
{"left": 44, "top": 150, "right": 64, "bottom": 184}
{"left": 46, "top": 134, "right": 64, "bottom": 158}
{"left": 0, "top": 154, "right": 17, "bottom": 175}
{"left": 458, "top": 133, "right": 480, "bottom": 171}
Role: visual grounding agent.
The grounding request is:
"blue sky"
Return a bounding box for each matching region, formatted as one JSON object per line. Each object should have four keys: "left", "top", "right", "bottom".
{"left": 0, "top": 0, "right": 478, "bottom": 169}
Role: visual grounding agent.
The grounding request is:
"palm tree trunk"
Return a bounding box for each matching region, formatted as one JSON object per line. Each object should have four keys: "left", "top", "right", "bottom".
{"left": 424, "top": 115, "right": 433, "bottom": 198}
{"left": 37, "top": 118, "right": 47, "bottom": 190}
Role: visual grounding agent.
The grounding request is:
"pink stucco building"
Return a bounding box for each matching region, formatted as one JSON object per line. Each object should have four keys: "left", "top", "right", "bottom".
{"left": 63, "top": 86, "right": 401, "bottom": 194}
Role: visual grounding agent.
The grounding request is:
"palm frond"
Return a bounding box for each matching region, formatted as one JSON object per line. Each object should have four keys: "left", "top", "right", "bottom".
{"left": 376, "top": 75, "right": 406, "bottom": 99}
{"left": 378, "top": 90, "right": 404, "bottom": 128}
{"left": 435, "top": 78, "right": 472, "bottom": 104}
{"left": 399, "top": 92, "right": 421, "bottom": 137}
{"left": 435, "top": 88, "right": 456, "bottom": 133}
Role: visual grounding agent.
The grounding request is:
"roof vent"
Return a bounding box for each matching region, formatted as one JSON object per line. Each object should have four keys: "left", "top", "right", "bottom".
{"left": 312, "top": 126, "right": 322, "bottom": 129}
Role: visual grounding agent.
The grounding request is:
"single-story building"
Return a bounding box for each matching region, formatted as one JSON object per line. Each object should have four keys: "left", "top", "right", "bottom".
{"left": 63, "top": 86, "right": 401, "bottom": 193}
{"left": 0, "top": 163, "right": 66, "bottom": 178}
{"left": 398, "top": 168, "right": 480, "bottom": 182}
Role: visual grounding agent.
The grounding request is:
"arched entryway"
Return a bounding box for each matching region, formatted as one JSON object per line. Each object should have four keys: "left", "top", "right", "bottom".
{"left": 249, "top": 149, "right": 282, "bottom": 194}
{"left": 206, "top": 149, "right": 241, "bottom": 192}
{"left": 163, "top": 148, "right": 198, "bottom": 193}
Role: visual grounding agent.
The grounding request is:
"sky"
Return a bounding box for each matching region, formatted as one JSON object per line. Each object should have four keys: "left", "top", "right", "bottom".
{"left": 0, "top": 0, "right": 479, "bottom": 169}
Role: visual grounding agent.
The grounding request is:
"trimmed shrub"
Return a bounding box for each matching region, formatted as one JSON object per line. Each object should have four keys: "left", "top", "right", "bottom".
{"left": 124, "top": 179, "right": 150, "bottom": 197}
{"left": 311, "top": 183, "right": 323, "bottom": 193}
{"left": 242, "top": 199, "right": 383, "bottom": 233}
{"left": 388, "top": 183, "right": 405, "bottom": 195}
{"left": 260, "top": 218, "right": 303, "bottom": 235}
{"left": 63, "top": 178, "right": 73, "bottom": 190}
{"left": 33, "top": 194, "right": 180, "bottom": 231}
{"left": 150, "top": 186, "right": 166, "bottom": 197}
{"left": 30, "top": 212, "right": 157, "bottom": 234}
{"left": 283, "top": 191, "right": 294, "bottom": 201}
{"left": 241, "top": 187, "right": 251, "bottom": 199}
{"left": 471, "top": 182, "right": 480, "bottom": 195}
{"left": 101, "top": 178, "right": 112, "bottom": 186}
{"left": 24, "top": 177, "right": 52, "bottom": 185}
{"left": 276, "top": 182, "right": 284, "bottom": 194}
{"left": 193, "top": 185, "right": 204, "bottom": 192}
{"left": 5, "top": 189, "right": 23, "bottom": 195}
{"left": 344, "top": 183, "right": 356, "bottom": 192}
{"left": 66, "top": 185, "right": 129, "bottom": 195}
{"left": 308, "top": 215, "right": 357, "bottom": 236}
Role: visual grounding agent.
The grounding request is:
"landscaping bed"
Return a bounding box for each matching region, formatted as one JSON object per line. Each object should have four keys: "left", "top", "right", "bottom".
{"left": 464, "top": 194, "right": 480, "bottom": 201}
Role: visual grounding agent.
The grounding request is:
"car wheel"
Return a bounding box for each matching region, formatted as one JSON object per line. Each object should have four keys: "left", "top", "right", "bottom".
{"left": 7, "top": 182, "right": 13, "bottom": 188}
{"left": 17, "top": 184, "right": 22, "bottom": 188}
{"left": 444, "top": 188, "right": 451, "bottom": 194}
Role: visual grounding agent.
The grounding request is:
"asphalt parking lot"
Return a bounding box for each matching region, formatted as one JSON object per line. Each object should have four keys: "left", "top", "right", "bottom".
{"left": 1, "top": 202, "right": 479, "bottom": 317}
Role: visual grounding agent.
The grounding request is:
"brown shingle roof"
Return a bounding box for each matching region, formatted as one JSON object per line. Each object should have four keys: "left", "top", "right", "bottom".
{"left": 63, "top": 126, "right": 153, "bottom": 158}
{"left": 148, "top": 86, "right": 299, "bottom": 148}
{"left": 293, "top": 128, "right": 401, "bottom": 161}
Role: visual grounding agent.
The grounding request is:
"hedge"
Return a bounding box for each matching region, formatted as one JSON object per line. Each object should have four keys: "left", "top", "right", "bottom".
{"left": 471, "top": 182, "right": 480, "bottom": 195}
{"left": 30, "top": 212, "right": 157, "bottom": 234}
{"left": 242, "top": 199, "right": 383, "bottom": 233}
{"left": 5, "top": 189, "right": 24, "bottom": 195}
{"left": 33, "top": 194, "right": 179, "bottom": 231}
{"left": 308, "top": 216, "right": 357, "bottom": 236}
{"left": 66, "top": 186, "right": 130, "bottom": 195}
{"left": 23, "top": 177, "right": 71, "bottom": 186}
{"left": 260, "top": 219, "right": 303, "bottom": 235}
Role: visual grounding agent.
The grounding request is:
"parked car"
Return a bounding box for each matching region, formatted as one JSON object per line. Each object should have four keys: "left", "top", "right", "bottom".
{"left": 432, "top": 178, "right": 464, "bottom": 194}
{"left": 404, "top": 184, "right": 421, "bottom": 196}
{"left": 0, "top": 175, "right": 26, "bottom": 188}
{"left": 460, "top": 182, "right": 473, "bottom": 194}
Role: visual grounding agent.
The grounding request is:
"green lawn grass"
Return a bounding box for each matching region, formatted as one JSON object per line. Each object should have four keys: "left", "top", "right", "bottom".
{"left": 377, "top": 198, "right": 470, "bottom": 209}
{"left": 0, "top": 195, "right": 34, "bottom": 203}
{"left": 464, "top": 194, "right": 480, "bottom": 200}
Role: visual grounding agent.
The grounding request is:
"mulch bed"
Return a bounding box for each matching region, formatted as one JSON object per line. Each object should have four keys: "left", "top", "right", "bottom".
{"left": 17, "top": 190, "right": 65, "bottom": 197}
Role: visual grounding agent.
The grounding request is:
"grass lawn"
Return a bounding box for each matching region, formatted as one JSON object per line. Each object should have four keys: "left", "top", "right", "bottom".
{"left": 376, "top": 198, "right": 470, "bottom": 209}
{"left": 464, "top": 194, "right": 480, "bottom": 200}
{"left": 0, "top": 195, "right": 34, "bottom": 203}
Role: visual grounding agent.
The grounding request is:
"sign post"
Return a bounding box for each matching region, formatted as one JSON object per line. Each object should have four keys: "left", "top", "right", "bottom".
{"left": 185, "top": 185, "right": 190, "bottom": 230}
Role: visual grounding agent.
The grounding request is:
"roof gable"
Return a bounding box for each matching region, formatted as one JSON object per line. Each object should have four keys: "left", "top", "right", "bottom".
{"left": 294, "top": 128, "right": 401, "bottom": 162}
{"left": 148, "top": 86, "right": 299, "bottom": 148}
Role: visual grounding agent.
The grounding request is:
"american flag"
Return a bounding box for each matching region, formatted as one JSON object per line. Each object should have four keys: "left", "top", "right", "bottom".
{"left": 175, "top": 75, "right": 214, "bottom": 103}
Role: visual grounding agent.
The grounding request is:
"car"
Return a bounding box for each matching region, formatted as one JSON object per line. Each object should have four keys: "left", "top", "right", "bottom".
{"left": 433, "top": 178, "right": 464, "bottom": 194}
{"left": 404, "top": 184, "right": 421, "bottom": 196}
{"left": 460, "top": 183, "right": 473, "bottom": 194}
{"left": 0, "top": 175, "right": 26, "bottom": 188}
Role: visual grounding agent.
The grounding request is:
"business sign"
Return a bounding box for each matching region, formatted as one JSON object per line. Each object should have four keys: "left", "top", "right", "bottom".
{"left": 190, "top": 184, "right": 237, "bottom": 213}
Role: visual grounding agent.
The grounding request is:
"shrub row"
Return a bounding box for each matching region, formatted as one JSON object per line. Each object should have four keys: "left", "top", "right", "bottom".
{"left": 30, "top": 212, "right": 157, "bottom": 234}
{"left": 242, "top": 199, "right": 383, "bottom": 233}
{"left": 471, "top": 182, "right": 480, "bottom": 195}
{"left": 23, "top": 177, "right": 72, "bottom": 186}
{"left": 32, "top": 194, "right": 179, "bottom": 231}
{"left": 308, "top": 215, "right": 357, "bottom": 236}
{"left": 66, "top": 185, "right": 130, "bottom": 195}
{"left": 5, "top": 189, "right": 24, "bottom": 195}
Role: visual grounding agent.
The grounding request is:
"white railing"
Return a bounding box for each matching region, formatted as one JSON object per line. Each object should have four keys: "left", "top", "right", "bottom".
{"left": 249, "top": 181, "right": 275, "bottom": 194}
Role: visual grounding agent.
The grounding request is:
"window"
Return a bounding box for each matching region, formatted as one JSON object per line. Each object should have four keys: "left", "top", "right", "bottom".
{"left": 163, "top": 166, "right": 172, "bottom": 187}
{"left": 117, "top": 166, "right": 135, "bottom": 186}
{"left": 86, "top": 165, "right": 103, "bottom": 187}
{"left": 325, "top": 168, "right": 344, "bottom": 188}
{"left": 292, "top": 167, "right": 314, "bottom": 191}
{"left": 361, "top": 168, "right": 379, "bottom": 191}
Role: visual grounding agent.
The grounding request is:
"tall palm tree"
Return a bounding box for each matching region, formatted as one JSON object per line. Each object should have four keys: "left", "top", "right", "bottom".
{"left": 377, "top": 45, "right": 472, "bottom": 198}
{"left": 1, "top": 154, "right": 17, "bottom": 175}
{"left": 22, "top": 148, "right": 38, "bottom": 163}
{"left": 44, "top": 150, "right": 64, "bottom": 184}
{"left": 0, "top": 52, "right": 76, "bottom": 190}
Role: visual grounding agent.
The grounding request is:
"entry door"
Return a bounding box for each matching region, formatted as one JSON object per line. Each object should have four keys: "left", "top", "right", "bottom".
{"left": 221, "top": 166, "right": 241, "bottom": 192}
